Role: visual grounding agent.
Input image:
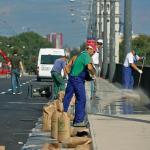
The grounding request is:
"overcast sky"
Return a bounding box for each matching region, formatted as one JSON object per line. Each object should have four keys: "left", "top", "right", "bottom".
{"left": 0, "top": 0, "right": 150, "bottom": 48}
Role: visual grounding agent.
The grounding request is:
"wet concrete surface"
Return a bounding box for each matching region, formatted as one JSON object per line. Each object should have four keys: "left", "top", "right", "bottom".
{"left": 87, "top": 78, "right": 150, "bottom": 150}
{"left": 85, "top": 78, "right": 150, "bottom": 115}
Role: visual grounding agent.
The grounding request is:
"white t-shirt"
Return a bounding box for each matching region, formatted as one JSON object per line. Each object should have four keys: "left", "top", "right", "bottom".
{"left": 92, "top": 52, "right": 99, "bottom": 65}
{"left": 123, "top": 52, "right": 139, "bottom": 67}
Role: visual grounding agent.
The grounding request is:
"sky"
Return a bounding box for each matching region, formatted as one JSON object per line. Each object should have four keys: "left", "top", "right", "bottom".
{"left": 0, "top": 0, "right": 150, "bottom": 48}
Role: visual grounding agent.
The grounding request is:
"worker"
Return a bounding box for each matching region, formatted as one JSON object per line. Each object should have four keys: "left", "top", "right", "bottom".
{"left": 122, "top": 49, "right": 144, "bottom": 89}
{"left": 51, "top": 55, "right": 67, "bottom": 99}
{"left": 63, "top": 44, "right": 96, "bottom": 127}
{"left": 90, "top": 39, "right": 103, "bottom": 100}
{"left": 93, "top": 39, "right": 103, "bottom": 76}
{"left": 10, "top": 50, "right": 24, "bottom": 94}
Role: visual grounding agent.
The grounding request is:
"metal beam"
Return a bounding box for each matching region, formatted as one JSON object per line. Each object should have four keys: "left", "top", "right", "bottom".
{"left": 102, "top": 0, "right": 109, "bottom": 78}
{"left": 124, "top": 0, "right": 132, "bottom": 56}
{"left": 109, "top": 0, "right": 116, "bottom": 82}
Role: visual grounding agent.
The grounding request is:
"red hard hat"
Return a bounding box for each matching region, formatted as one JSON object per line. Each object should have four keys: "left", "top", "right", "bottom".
{"left": 86, "top": 39, "right": 96, "bottom": 52}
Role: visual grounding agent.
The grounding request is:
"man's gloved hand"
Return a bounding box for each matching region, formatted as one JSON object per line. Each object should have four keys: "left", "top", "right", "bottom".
{"left": 66, "top": 75, "right": 68, "bottom": 80}
{"left": 20, "top": 73, "right": 23, "bottom": 77}
{"left": 19, "top": 71, "right": 24, "bottom": 77}
{"left": 141, "top": 56, "right": 146, "bottom": 61}
{"left": 138, "top": 69, "right": 143, "bottom": 74}
{"left": 63, "top": 75, "right": 68, "bottom": 80}
{"left": 92, "top": 75, "right": 96, "bottom": 80}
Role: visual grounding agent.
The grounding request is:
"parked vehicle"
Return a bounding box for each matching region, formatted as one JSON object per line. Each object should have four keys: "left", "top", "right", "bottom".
{"left": 0, "top": 49, "right": 11, "bottom": 75}
{"left": 37, "top": 48, "right": 65, "bottom": 81}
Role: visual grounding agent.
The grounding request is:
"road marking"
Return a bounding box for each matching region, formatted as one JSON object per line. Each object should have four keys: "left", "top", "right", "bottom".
{"left": 0, "top": 80, "right": 33, "bottom": 94}
{"left": 8, "top": 102, "right": 46, "bottom": 105}
{"left": 0, "top": 92, "right": 6, "bottom": 94}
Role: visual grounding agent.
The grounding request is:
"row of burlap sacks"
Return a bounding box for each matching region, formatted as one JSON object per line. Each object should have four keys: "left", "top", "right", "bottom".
{"left": 41, "top": 91, "right": 92, "bottom": 150}
{"left": 0, "top": 146, "right": 5, "bottom": 150}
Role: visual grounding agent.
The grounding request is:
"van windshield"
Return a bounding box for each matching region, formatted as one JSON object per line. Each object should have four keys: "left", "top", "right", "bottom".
{"left": 41, "top": 55, "right": 62, "bottom": 64}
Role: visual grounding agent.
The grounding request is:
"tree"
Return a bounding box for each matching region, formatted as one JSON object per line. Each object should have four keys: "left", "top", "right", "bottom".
{"left": 119, "top": 34, "right": 150, "bottom": 65}
{"left": 0, "top": 32, "right": 53, "bottom": 73}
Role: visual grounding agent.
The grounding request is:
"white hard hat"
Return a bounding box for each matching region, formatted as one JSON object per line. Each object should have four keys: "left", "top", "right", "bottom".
{"left": 97, "top": 39, "right": 103, "bottom": 44}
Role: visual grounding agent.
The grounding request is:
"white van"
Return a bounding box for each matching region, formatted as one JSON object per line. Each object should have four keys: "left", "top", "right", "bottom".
{"left": 37, "top": 48, "right": 65, "bottom": 81}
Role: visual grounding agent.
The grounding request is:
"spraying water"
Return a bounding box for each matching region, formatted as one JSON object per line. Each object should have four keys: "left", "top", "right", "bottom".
{"left": 86, "top": 78, "right": 150, "bottom": 114}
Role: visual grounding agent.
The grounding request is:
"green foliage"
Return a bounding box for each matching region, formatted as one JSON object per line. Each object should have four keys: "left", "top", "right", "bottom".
{"left": 119, "top": 34, "right": 150, "bottom": 65}
{"left": 0, "top": 32, "right": 53, "bottom": 73}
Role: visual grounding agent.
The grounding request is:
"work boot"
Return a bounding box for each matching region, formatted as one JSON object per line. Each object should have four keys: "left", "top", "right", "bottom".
{"left": 73, "top": 121, "right": 88, "bottom": 127}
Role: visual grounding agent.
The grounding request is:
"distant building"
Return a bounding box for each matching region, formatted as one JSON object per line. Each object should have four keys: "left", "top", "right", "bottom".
{"left": 118, "top": 33, "right": 139, "bottom": 43}
{"left": 47, "top": 33, "right": 63, "bottom": 48}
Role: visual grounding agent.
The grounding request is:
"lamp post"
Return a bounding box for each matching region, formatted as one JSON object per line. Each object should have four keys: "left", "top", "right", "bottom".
{"left": 124, "top": 0, "right": 132, "bottom": 56}
{"left": 109, "top": 0, "right": 116, "bottom": 82}
{"left": 102, "top": 0, "right": 109, "bottom": 78}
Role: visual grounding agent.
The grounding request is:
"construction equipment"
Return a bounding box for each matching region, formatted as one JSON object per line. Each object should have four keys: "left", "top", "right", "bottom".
{"left": 0, "top": 49, "right": 11, "bottom": 75}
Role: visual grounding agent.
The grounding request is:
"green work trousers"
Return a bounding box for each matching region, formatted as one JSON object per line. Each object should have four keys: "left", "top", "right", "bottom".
{"left": 51, "top": 71, "right": 65, "bottom": 99}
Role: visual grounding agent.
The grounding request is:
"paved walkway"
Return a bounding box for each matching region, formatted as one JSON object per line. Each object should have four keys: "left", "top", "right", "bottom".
{"left": 89, "top": 114, "right": 150, "bottom": 150}
{"left": 86, "top": 78, "right": 150, "bottom": 150}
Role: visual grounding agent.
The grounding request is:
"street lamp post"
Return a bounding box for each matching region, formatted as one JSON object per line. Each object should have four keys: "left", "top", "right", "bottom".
{"left": 102, "top": 0, "right": 109, "bottom": 78}
{"left": 109, "top": 0, "right": 116, "bottom": 82}
{"left": 124, "top": 0, "right": 132, "bottom": 56}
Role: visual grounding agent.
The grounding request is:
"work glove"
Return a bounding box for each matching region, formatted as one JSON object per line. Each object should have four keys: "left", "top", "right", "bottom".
{"left": 19, "top": 72, "right": 23, "bottom": 77}
{"left": 138, "top": 69, "right": 143, "bottom": 74}
{"left": 63, "top": 75, "right": 68, "bottom": 80}
{"left": 92, "top": 75, "right": 96, "bottom": 80}
{"left": 141, "top": 56, "right": 146, "bottom": 61}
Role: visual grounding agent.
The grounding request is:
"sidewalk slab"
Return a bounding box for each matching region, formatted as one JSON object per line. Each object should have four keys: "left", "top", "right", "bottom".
{"left": 89, "top": 114, "right": 150, "bottom": 150}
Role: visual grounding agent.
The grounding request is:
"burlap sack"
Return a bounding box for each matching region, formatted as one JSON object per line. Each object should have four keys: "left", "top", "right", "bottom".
{"left": 41, "top": 143, "right": 61, "bottom": 150}
{"left": 67, "top": 112, "right": 74, "bottom": 121}
{"left": 0, "top": 146, "right": 5, "bottom": 150}
{"left": 55, "top": 99, "right": 64, "bottom": 112}
{"left": 64, "top": 55, "right": 77, "bottom": 74}
{"left": 58, "top": 112, "right": 70, "bottom": 142}
{"left": 51, "top": 110, "right": 61, "bottom": 139}
{"left": 42, "top": 104, "right": 55, "bottom": 131}
{"left": 62, "top": 137, "right": 92, "bottom": 148}
{"left": 51, "top": 101, "right": 57, "bottom": 108}
{"left": 58, "top": 91, "right": 65, "bottom": 101}
{"left": 70, "top": 127, "right": 89, "bottom": 137}
{"left": 74, "top": 143, "right": 92, "bottom": 150}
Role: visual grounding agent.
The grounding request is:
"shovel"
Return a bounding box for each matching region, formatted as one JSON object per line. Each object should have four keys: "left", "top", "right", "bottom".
{"left": 138, "top": 53, "right": 146, "bottom": 88}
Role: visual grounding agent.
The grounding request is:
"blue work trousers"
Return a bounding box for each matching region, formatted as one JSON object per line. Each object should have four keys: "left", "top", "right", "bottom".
{"left": 63, "top": 75, "right": 86, "bottom": 123}
{"left": 11, "top": 69, "right": 21, "bottom": 93}
{"left": 122, "top": 66, "right": 134, "bottom": 89}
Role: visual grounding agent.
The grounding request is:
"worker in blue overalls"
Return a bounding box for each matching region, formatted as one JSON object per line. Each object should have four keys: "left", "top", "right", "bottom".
{"left": 122, "top": 49, "right": 144, "bottom": 89}
{"left": 63, "top": 44, "right": 96, "bottom": 127}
